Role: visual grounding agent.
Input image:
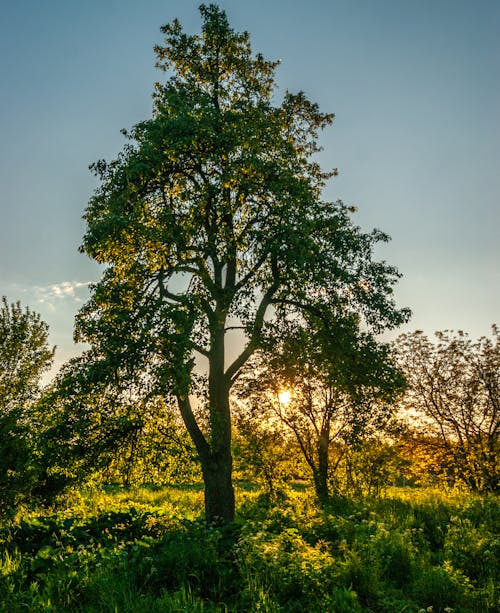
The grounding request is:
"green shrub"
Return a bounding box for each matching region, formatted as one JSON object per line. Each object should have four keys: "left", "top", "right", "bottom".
{"left": 444, "top": 517, "right": 499, "bottom": 583}
{"left": 1, "top": 484, "right": 498, "bottom": 612}
{"left": 412, "top": 563, "right": 472, "bottom": 612}
{"left": 411, "top": 502, "right": 450, "bottom": 552}
{"left": 238, "top": 525, "right": 342, "bottom": 611}
{"left": 340, "top": 548, "right": 380, "bottom": 606}
{"left": 369, "top": 528, "right": 417, "bottom": 588}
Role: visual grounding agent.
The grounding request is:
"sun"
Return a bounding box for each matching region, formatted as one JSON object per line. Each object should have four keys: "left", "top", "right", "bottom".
{"left": 278, "top": 390, "right": 291, "bottom": 407}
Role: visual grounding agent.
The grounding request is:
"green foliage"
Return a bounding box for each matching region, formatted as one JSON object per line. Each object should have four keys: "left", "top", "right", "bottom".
{"left": 233, "top": 404, "right": 305, "bottom": 498}
{"left": 33, "top": 354, "right": 199, "bottom": 500}
{"left": 0, "top": 485, "right": 498, "bottom": 612}
{"left": 444, "top": 514, "right": 499, "bottom": 584}
{"left": 0, "top": 297, "right": 54, "bottom": 513}
{"left": 236, "top": 319, "right": 406, "bottom": 503}
{"left": 394, "top": 326, "right": 500, "bottom": 493}
{"left": 331, "top": 438, "right": 409, "bottom": 498}
{"left": 0, "top": 297, "right": 54, "bottom": 410}
{"left": 75, "top": 3, "right": 409, "bottom": 523}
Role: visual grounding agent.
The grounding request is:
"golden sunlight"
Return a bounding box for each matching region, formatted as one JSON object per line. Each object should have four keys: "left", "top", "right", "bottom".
{"left": 278, "top": 390, "right": 291, "bottom": 407}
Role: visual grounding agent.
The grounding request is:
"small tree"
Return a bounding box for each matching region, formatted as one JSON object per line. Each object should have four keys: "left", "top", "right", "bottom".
{"left": 337, "top": 438, "right": 408, "bottom": 497}
{"left": 233, "top": 402, "right": 304, "bottom": 499}
{"left": 35, "top": 352, "right": 197, "bottom": 494}
{"left": 76, "top": 5, "right": 409, "bottom": 524}
{"left": 394, "top": 327, "right": 499, "bottom": 492}
{"left": 236, "top": 318, "right": 405, "bottom": 502}
{"left": 0, "top": 297, "right": 54, "bottom": 510}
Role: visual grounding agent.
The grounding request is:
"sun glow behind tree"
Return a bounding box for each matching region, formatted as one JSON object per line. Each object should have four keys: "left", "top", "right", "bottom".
{"left": 278, "top": 390, "right": 291, "bottom": 407}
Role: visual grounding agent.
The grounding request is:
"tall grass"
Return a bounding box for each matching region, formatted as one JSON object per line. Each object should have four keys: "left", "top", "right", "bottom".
{"left": 1, "top": 485, "right": 498, "bottom": 612}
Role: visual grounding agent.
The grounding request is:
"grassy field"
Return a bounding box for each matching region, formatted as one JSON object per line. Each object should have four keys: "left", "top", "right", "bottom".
{"left": 0, "top": 484, "right": 498, "bottom": 612}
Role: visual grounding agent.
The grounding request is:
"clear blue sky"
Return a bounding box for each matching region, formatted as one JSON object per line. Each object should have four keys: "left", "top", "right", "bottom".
{"left": 1, "top": 0, "right": 499, "bottom": 377}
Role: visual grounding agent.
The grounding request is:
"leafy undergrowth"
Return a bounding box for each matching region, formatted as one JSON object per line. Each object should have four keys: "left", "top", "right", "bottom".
{"left": 0, "top": 485, "right": 498, "bottom": 612}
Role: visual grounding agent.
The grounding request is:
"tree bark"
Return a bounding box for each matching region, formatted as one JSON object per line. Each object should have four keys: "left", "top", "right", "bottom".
{"left": 176, "top": 389, "right": 235, "bottom": 525}
{"left": 203, "top": 313, "right": 235, "bottom": 525}
{"left": 314, "top": 428, "right": 330, "bottom": 503}
{"left": 202, "top": 453, "right": 235, "bottom": 526}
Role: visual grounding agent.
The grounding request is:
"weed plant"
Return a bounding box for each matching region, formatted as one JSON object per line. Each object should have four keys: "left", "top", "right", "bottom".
{"left": 0, "top": 485, "right": 498, "bottom": 612}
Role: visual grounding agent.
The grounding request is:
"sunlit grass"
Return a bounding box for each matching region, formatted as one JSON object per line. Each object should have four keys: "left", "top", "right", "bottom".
{"left": 1, "top": 484, "right": 498, "bottom": 612}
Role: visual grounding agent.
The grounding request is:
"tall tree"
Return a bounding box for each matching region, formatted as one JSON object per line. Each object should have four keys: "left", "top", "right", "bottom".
{"left": 394, "top": 327, "right": 499, "bottom": 492}
{"left": 77, "top": 4, "right": 409, "bottom": 524}
{"left": 0, "top": 297, "right": 54, "bottom": 510}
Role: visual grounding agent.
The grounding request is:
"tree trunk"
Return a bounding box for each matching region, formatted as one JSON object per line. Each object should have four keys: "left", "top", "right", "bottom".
{"left": 202, "top": 453, "right": 235, "bottom": 526}
{"left": 204, "top": 314, "right": 235, "bottom": 525}
{"left": 176, "top": 389, "right": 235, "bottom": 525}
{"left": 314, "top": 429, "right": 330, "bottom": 503}
{"left": 313, "top": 470, "right": 329, "bottom": 503}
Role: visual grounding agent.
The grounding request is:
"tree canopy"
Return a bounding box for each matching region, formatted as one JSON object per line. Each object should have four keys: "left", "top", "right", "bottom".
{"left": 394, "top": 327, "right": 499, "bottom": 492}
{"left": 0, "top": 296, "right": 54, "bottom": 412}
{"left": 0, "top": 297, "right": 54, "bottom": 511}
{"left": 76, "top": 4, "right": 410, "bottom": 524}
{"left": 236, "top": 317, "right": 405, "bottom": 501}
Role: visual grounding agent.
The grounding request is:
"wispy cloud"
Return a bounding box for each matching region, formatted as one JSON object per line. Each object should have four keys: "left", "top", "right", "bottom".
{"left": 33, "top": 281, "right": 92, "bottom": 308}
